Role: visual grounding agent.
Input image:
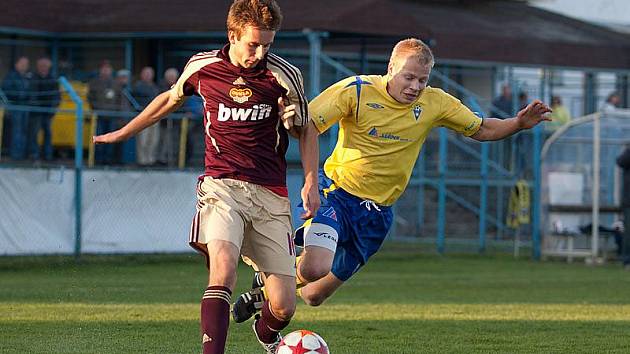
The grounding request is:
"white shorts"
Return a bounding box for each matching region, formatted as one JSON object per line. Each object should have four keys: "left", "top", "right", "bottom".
{"left": 189, "top": 177, "right": 296, "bottom": 277}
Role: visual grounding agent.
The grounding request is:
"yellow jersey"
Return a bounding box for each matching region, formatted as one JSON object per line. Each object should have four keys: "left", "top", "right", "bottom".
{"left": 310, "top": 75, "right": 482, "bottom": 206}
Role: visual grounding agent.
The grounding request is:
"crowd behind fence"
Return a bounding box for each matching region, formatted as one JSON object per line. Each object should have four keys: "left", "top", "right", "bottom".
{"left": 1, "top": 48, "right": 628, "bottom": 258}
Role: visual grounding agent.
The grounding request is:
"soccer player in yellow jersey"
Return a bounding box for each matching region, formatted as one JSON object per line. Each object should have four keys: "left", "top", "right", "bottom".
{"left": 233, "top": 38, "right": 551, "bottom": 318}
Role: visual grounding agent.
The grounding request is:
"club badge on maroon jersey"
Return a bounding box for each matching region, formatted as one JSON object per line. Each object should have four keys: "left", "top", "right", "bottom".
{"left": 229, "top": 87, "right": 253, "bottom": 103}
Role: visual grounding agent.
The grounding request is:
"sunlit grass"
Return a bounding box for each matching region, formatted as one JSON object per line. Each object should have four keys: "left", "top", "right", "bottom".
{"left": 2, "top": 251, "right": 630, "bottom": 353}
{"left": 4, "top": 302, "right": 630, "bottom": 322}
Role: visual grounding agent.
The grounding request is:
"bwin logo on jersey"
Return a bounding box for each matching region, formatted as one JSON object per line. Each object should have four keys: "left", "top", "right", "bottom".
{"left": 413, "top": 105, "right": 422, "bottom": 120}
{"left": 217, "top": 103, "right": 272, "bottom": 121}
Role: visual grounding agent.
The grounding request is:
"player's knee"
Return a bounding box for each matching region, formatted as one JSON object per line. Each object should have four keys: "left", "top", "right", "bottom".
{"left": 301, "top": 292, "right": 328, "bottom": 307}
{"left": 270, "top": 302, "right": 296, "bottom": 321}
{"left": 299, "top": 263, "right": 331, "bottom": 283}
{"left": 208, "top": 256, "right": 238, "bottom": 287}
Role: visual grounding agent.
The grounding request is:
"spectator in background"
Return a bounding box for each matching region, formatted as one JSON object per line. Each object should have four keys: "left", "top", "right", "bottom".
{"left": 133, "top": 66, "right": 160, "bottom": 166}
{"left": 546, "top": 95, "right": 571, "bottom": 132}
{"left": 518, "top": 91, "right": 529, "bottom": 110}
{"left": 114, "top": 69, "right": 132, "bottom": 112}
{"left": 114, "top": 69, "right": 134, "bottom": 164}
{"left": 183, "top": 94, "right": 205, "bottom": 166}
{"left": 88, "top": 60, "right": 117, "bottom": 164}
{"left": 1, "top": 56, "right": 31, "bottom": 160}
{"left": 491, "top": 84, "right": 513, "bottom": 119}
{"left": 601, "top": 92, "right": 621, "bottom": 113}
{"left": 157, "top": 67, "right": 180, "bottom": 166}
{"left": 617, "top": 144, "right": 630, "bottom": 270}
{"left": 28, "top": 57, "right": 60, "bottom": 161}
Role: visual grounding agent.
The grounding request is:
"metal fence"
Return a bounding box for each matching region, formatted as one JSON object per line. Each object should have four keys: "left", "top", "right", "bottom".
{"left": 541, "top": 110, "right": 630, "bottom": 261}
{"left": 1, "top": 33, "right": 629, "bottom": 258}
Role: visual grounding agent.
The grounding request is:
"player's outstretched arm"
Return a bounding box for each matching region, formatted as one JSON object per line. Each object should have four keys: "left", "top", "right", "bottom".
{"left": 93, "top": 91, "right": 182, "bottom": 144}
{"left": 471, "top": 99, "right": 552, "bottom": 141}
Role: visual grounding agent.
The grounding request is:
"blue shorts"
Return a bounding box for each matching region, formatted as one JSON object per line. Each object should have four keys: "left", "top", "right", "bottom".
{"left": 295, "top": 171, "right": 393, "bottom": 281}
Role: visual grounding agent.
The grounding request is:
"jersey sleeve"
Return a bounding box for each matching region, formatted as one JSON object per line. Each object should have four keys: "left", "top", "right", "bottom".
{"left": 308, "top": 77, "right": 356, "bottom": 133}
{"left": 436, "top": 89, "right": 482, "bottom": 137}
{"left": 267, "top": 54, "right": 309, "bottom": 127}
{"left": 169, "top": 52, "right": 220, "bottom": 105}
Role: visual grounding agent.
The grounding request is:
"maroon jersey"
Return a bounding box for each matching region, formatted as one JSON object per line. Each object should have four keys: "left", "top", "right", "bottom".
{"left": 170, "top": 45, "right": 309, "bottom": 188}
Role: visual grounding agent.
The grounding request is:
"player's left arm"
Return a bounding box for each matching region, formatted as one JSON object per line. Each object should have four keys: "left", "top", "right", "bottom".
{"left": 296, "top": 120, "right": 320, "bottom": 219}
{"left": 471, "top": 100, "right": 552, "bottom": 141}
{"left": 274, "top": 62, "right": 321, "bottom": 218}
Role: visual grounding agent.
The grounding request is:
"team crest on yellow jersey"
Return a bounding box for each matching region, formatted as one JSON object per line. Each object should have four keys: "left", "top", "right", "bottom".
{"left": 413, "top": 105, "right": 422, "bottom": 120}
{"left": 229, "top": 87, "right": 253, "bottom": 103}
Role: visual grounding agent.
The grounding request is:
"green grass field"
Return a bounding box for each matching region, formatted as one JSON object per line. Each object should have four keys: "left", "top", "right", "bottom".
{"left": 2, "top": 248, "right": 630, "bottom": 353}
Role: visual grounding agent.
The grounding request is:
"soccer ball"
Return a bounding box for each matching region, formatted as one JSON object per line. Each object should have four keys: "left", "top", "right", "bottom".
{"left": 276, "top": 329, "right": 329, "bottom": 354}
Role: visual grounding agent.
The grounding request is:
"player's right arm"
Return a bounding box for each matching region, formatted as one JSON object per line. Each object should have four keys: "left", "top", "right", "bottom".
{"left": 94, "top": 53, "right": 210, "bottom": 144}
{"left": 93, "top": 91, "right": 183, "bottom": 144}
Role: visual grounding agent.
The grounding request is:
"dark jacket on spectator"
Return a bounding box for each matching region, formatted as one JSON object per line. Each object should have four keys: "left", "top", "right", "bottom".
{"left": 88, "top": 77, "right": 117, "bottom": 111}
{"left": 618, "top": 146, "right": 630, "bottom": 207}
{"left": 1, "top": 70, "right": 31, "bottom": 104}
{"left": 133, "top": 81, "right": 159, "bottom": 108}
{"left": 30, "top": 73, "right": 60, "bottom": 108}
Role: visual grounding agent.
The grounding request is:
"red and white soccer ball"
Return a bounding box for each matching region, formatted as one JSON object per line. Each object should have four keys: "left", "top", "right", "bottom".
{"left": 276, "top": 329, "right": 329, "bottom": 354}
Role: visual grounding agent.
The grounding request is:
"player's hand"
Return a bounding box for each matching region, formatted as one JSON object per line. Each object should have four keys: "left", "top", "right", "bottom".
{"left": 516, "top": 99, "right": 552, "bottom": 130}
{"left": 93, "top": 130, "right": 125, "bottom": 144}
{"left": 278, "top": 97, "right": 296, "bottom": 130}
{"left": 300, "top": 180, "right": 320, "bottom": 220}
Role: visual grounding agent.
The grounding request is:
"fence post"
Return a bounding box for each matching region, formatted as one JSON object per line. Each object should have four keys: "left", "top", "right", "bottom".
{"left": 88, "top": 113, "right": 97, "bottom": 167}
{"left": 59, "top": 77, "right": 83, "bottom": 260}
{"left": 437, "top": 128, "right": 448, "bottom": 254}
{"left": 305, "top": 29, "right": 322, "bottom": 100}
{"left": 179, "top": 117, "right": 189, "bottom": 169}
{"left": 479, "top": 142, "right": 489, "bottom": 253}
{"left": 532, "top": 124, "right": 542, "bottom": 260}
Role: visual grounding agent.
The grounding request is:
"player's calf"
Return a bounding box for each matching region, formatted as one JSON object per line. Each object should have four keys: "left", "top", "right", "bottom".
{"left": 252, "top": 299, "right": 293, "bottom": 353}
{"left": 252, "top": 314, "right": 282, "bottom": 354}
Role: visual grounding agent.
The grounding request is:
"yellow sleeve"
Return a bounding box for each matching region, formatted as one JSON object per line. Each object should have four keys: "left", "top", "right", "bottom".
{"left": 308, "top": 77, "right": 356, "bottom": 133}
{"left": 436, "top": 89, "right": 482, "bottom": 137}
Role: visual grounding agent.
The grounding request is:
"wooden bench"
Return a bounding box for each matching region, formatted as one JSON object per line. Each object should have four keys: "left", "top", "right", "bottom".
{"left": 543, "top": 204, "right": 622, "bottom": 262}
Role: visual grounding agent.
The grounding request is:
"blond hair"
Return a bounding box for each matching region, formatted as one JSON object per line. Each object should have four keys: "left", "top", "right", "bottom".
{"left": 227, "top": 0, "right": 283, "bottom": 38}
{"left": 389, "top": 38, "right": 434, "bottom": 68}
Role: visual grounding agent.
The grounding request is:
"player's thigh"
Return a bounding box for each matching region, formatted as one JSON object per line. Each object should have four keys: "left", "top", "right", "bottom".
{"left": 297, "top": 210, "right": 342, "bottom": 279}
{"left": 241, "top": 185, "right": 296, "bottom": 277}
{"left": 263, "top": 273, "right": 297, "bottom": 319}
{"left": 189, "top": 177, "right": 247, "bottom": 286}
{"left": 206, "top": 240, "right": 240, "bottom": 289}
{"left": 300, "top": 245, "right": 334, "bottom": 281}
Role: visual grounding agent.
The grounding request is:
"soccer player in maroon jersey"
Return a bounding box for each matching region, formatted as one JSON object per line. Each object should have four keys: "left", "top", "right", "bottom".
{"left": 93, "top": 1, "right": 320, "bottom": 353}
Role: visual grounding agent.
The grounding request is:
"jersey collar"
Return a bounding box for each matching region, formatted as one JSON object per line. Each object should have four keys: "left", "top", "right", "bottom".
{"left": 219, "top": 44, "right": 268, "bottom": 77}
